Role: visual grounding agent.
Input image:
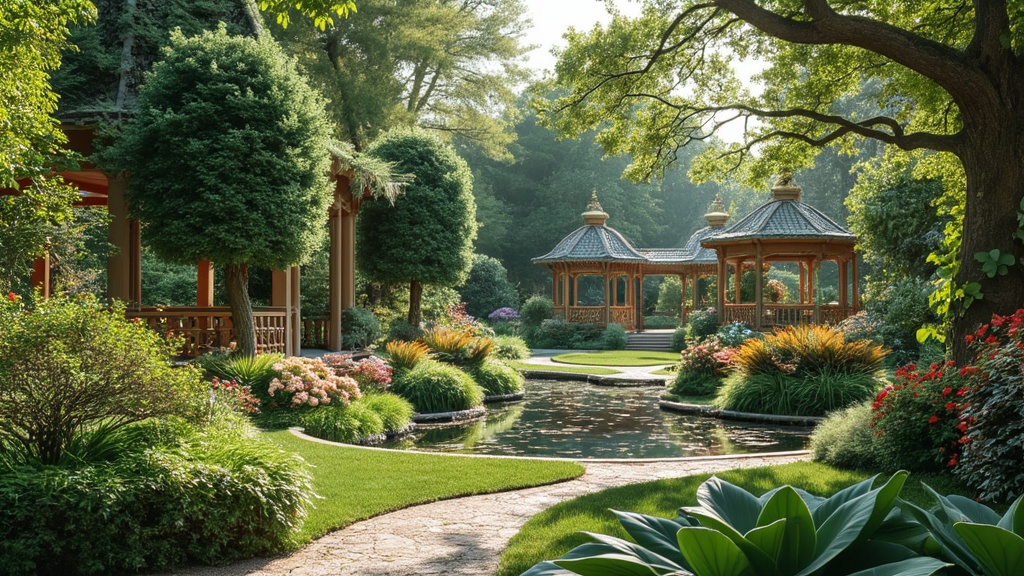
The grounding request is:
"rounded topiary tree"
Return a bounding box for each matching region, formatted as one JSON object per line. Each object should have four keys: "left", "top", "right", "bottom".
{"left": 458, "top": 254, "right": 518, "bottom": 319}
{"left": 357, "top": 129, "right": 476, "bottom": 327}
{"left": 105, "top": 26, "right": 333, "bottom": 356}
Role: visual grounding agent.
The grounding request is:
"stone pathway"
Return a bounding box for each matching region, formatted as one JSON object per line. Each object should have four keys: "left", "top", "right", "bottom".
{"left": 165, "top": 445, "right": 808, "bottom": 576}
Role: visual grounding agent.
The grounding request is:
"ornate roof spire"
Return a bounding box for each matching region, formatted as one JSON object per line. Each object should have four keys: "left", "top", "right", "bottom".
{"left": 704, "top": 194, "right": 729, "bottom": 227}
{"left": 582, "top": 190, "right": 609, "bottom": 226}
{"left": 771, "top": 171, "right": 802, "bottom": 201}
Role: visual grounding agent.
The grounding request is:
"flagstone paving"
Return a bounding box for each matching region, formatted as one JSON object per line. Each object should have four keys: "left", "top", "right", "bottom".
{"left": 166, "top": 444, "right": 809, "bottom": 576}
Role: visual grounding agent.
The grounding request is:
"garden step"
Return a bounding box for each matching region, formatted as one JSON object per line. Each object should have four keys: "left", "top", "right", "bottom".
{"left": 625, "top": 332, "right": 675, "bottom": 351}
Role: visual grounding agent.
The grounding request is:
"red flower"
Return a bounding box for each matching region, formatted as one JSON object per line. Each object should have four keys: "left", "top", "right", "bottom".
{"left": 957, "top": 387, "right": 969, "bottom": 396}
{"left": 966, "top": 335, "right": 974, "bottom": 344}
{"left": 6, "top": 292, "right": 15, "bottom": 302}
{"left": 948, "top": 454, "right": 959, "bottom": 467}
{"left": 985, "top": 335, "right": 998, "bottom": 344}
{"left": 942, "top": 387, "right": 953, "bottom": 397}
{"left": 928, "top": 415, "right": 940, "bottom": 425}
{"left": 945, "top": 401, "right": 957, "bottom": 411}
{"left": 976, "top": 324, "right": 989, "bottom": 338}
{"left": 956, "top": 421, "right": 968, "bottom": 433}
{"left": 991, "top": 314, "right": 1006, "bottom": 327}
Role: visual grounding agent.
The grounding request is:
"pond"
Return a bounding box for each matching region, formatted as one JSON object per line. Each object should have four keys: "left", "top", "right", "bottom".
{"left": 384, "top": 379, "right": 812, "bottom": 459}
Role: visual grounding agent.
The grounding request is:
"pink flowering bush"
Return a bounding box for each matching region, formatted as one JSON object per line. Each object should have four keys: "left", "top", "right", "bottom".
{"left": 210, "top": 377, "right": 261, "bottom": 415}
{"left": 323, "top": 353, "right": 394, "bottom": 393}
{"left": 668, "top": 337, "right": 733, "bottom": 396}
{"left": 268, "top": 356, "right": 361, "bottom": 408}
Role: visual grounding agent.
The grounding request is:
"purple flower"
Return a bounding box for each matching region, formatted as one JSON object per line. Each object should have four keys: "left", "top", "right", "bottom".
{"left": 488, "top": 307, "right": 520, "bottom": 321}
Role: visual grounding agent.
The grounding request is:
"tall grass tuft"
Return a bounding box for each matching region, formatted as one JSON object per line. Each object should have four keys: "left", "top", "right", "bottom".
{"left": 471, "top": 360, "right": 525, "bottom": 396}
{"left": 197, "top": 352, "right": 284, "bottom": 401}
{"left": 810, "top": 401, "right": 879, "bottom": 470}
{"left": 389, "top": 359, "right": 484, "bottom": 413}
{"left": 385, "top": 340, "right": 430, "bottom": 373}
{"left": 301, "top": 402, "right": 385, "bottom": 444}
{"left": 492, "top": 335, "right": 530, "bottom": 360}
{"left": 359, "top": 393, "right": 414, "bottom": 432}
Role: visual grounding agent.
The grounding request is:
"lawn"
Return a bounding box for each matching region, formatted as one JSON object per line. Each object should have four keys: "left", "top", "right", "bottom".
{"left": 551, "top": 350, "right": 680, "bottom": 366}
{"left": 264, "top": 430, "right": 585, "bottom": 542}
{"left": 507, "top": 360, "right": 621, "bottom": 375}
{"left": 495, "top": 461, "right": 976, "bottom": 576}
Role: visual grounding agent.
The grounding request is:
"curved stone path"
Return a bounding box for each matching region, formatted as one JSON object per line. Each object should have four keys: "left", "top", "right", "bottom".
{"left": 165, "top": 440, "right": 809, "bottom": 576}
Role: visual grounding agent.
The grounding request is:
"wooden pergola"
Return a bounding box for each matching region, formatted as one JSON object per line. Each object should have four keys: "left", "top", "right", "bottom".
{"left": 701, "top": 175, "right": 859, "bottom": 329}
{"left": 9, "top": 124, "right": 388, "bottom": 357}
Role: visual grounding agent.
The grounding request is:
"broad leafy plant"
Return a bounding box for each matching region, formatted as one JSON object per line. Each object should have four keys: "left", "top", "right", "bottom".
{"left": 525, "top": 472, "right": 950, "bottom": 576}
{"left": 903, "top": 486, "right": 1024, "bottom": 576}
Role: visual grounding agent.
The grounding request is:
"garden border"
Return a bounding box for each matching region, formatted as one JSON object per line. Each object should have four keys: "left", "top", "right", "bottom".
{"left": 658, "top": 399, "right": 824, "bottom": 426}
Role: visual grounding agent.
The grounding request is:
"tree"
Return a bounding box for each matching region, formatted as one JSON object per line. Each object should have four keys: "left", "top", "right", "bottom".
{"left": 544, "top": 1, "right": 1024, "bottom": 363}
{"left": 0, "top": 0, "right": 94, "bottom": 291}
{"left": 457, "top": 254, "right": 518, "bottom": 319}
{"left": 258, "top": 0, "right": 356, "bottom": 29}
{"left": 273, "top": 0, "right": 531, "bottom": 158}
{"left": 103, "top": 27, "right": 333, "bottom": 356}
{"left": 357, "top": 129, "right": 476, "bottom": 326}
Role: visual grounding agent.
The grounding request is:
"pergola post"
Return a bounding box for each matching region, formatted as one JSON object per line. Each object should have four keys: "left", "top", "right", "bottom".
{"left": 852, "top": 253, "right": 860, "bottom": 311}
{"left": 839, "top": 257, "right": 849, "bottom": 309}
{"left": 271, "top": 267, "right": 300, "bottom": 356}
{"left": 197, "top": 259, "right": 214, "bottom": 307}
{"left": 328, "top": 194, "right": 344, "bottom": 351}
{"left": 754, "top": 246, "right": 764, "bottom": 329}
{"left": 30, "top": 254, "right": 50, "bottom": 298}
{"left": 106, "top": 175, "right": 141, "bottom": 308}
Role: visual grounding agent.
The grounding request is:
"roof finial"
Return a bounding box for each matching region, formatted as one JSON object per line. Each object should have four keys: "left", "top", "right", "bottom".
{"left": 704, "top": 194, "right": 729, "bottom": 227}
{"left": 771, "top": 171, "right": 802, "bottom": 201}
{"left": 582, "top": 190, "right": 609, "bottom": 226}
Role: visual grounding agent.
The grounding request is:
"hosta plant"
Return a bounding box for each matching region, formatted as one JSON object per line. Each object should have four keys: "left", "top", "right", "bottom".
{"left": 902, "top": 486, "right": 1024, "bottom": 576}
{"left": 525, "top": 471, "right": 950, "bottom": 576}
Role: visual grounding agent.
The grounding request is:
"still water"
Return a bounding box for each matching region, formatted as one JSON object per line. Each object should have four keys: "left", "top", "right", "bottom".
{"left": 385, "top": 379, "right": 811, "bottom": 459}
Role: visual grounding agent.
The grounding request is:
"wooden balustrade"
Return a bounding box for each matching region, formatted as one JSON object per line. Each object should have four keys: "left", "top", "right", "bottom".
{"left": 722, "top": 303, "right": 855, "bottom": 329}
{"left": 127, "top": 306, "right": 288, "bottom": 357}
{"left": 301, "top": 317, "right": 330, "bottom": 349}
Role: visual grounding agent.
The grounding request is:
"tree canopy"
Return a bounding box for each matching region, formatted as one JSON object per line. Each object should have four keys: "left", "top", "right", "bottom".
{"left": 357, "top": 129, "right": 476, "bottom": 326}
{"left": 103, "top": 26, "right": 334, "bottom": 355}
{"left": 544, "top": 1, "right": 1024, "bottom": 361}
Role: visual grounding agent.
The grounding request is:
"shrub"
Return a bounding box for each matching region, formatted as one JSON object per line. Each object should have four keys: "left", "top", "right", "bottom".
{"left": 301, "top": 401, "right": 385, "bottom": 444}
{"left": 685, "top": 307, "right": 718, "bottom": 340}
{"left": 527, "top": 318, "right": 602, "bottom": 349}
{"left": 835, "top": 310, "right": 882, "bottom": 344}
{"left": 197, "top": 352, "right": 283, "bottom": 404}
{"left": 340, "top": 306, "right": 381, "bottom": 349}
{"left": 670, "top": 327, "right": 688, "bottom": 352}
{"left": 0, "top": 415, "right": 312, "bottom": 575}
{"left": 715, "top": 321, "right": 758, "bottom": 347}
{"left": 389, "top": 359, "right": 484, "bottom": 413}
{"left": 488, "top": 307, "right": 520, "bottom": 322}
{"left": 643, "top": 315, "right": 679, "bottom": 329}
{"left": 267, "top": 356, "right": 361, "bottom": 408}
{"left": 956, "top": 309, "right": 1024, "bottom": 502}
{"left": 471, "top": 360, "right": 525, "bottom": 396}
{"left": 457, "top": 254, "right": 518, "bottom": 319}
{"left": 323, "top": 353, "right": 394, "bottom": 393}
{"left": 0, "top": 294, "right": 205, "bottom": 465}
{"left": 870, "top": 362, "right": 968, "bottom": 472}
{"left": 668, "top": 337, "right": 732, "bottom": 397}
{"left": 492, "top": 335, "right": 530, "bottom": 360}
{"left": 519, "top": 296, "right": 553, "bottom": 327}
{"left": 418, "top": 325, "right": 492, "bottom": 367}
{"left": 718, "top": 325, "right": 887, "bottom": 416}
{"left": 385, "top": 340, "right": 430, "bottom": 373}
{"left": 600, "top": 323, "right": 629, "bottom": 350}
{"left": 865, "top": 277, "right": 936, "bottom": 366}
{"left": 359, "top": 392, "right": 414, "bottom": 432}
{"left": 386, "top": 318, "right": 423, "bottom": 342}
{"left": 810, "top": 402, "right": 879, "bottom": 470}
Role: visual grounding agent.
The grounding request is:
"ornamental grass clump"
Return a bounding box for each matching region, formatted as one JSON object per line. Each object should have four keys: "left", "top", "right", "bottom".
{"left": 717, "top": 324, "right": 887, "bottom": 416}
{"left": 268, "top": 356, "right": 361, "bottom": 408}
{"left": 471, "top": 360, "right": 525, "bottom": 397}
{"left": 197, "top": 352, "right": 283, "bottom": 404}
{"left": 492, "top": 335, "right": 530, "bottom": 360}
{"left": 389, "top": 359, "right": 483, "bottom": 414}
{"left": 418, "top": 324, "right": 493, "bottom": 367}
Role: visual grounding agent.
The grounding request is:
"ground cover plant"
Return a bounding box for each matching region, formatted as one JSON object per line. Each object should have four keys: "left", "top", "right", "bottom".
{"left": 497, "top": 462, "right": 976, "bottom": 576}
{"left": 716, "top": 325, "right": 887, "bottom": 417}
{"left": 265, "top": 430, "right": 584, "bottom": 541}
{"left": 551, "top": 350, "right": 679, "bottom": 367}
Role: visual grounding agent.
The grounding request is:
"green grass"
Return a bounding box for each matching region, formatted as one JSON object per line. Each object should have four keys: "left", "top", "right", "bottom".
{"left": 651, "top": 367, "right": 675, "bottom": 375}
{"left": 263, "top": 430, "right": 585, "bottom": 542}
{"left": 495, "top": 461, "right": 975, "bottom": 576}
{"left": 550, "top": 350, "right": 680, "bottom": 366}
{"left": 507, "top": 360, "right": 621, "bottom": 375}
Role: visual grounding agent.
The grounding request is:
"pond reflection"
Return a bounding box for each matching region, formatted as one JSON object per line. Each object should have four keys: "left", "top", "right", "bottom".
{"left": 385, "top": 379, "right": 811, "bottom": 459}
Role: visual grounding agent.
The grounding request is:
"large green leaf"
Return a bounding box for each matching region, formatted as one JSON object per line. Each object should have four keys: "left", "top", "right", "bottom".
{"left": 844, "top": 556, "right": 952, "bottom": 576}
{"left": 554, "top": 552, "right": 667, "bottom": 576}
{"left": 996, "top": 494, "right": 1024, "bottom": 536}
{"left": 523, "top": 560, "right": 579, "bottom": 576}
{"left": 945, "top": 495, "right": 1001, "bottom": 525}
{"left": 953, "top": 522, "right": 1024, "bottom": 576}
{"left": 694, "top": 477, "right": 762, "bottom": 535}
{"left": 757, "top": 486, "right": 815, "bottom": 574}
{"left": 744, "top": 518, "right": 787, "bottom": 569}
{"left": 582, "top": 532, "right": 689, "bottom": 574}
{"left": 677, "top": 527, "right": 756, "bottom": 576}
{"left": 809, "top": 474, "right": 878, "bottom": 527}
{"left": 613, "top": 509, "right": 693, "bottom": 569}
{"left": 858, "top": 472, "right": 909, "bottom": 543}
{"left": 796, "top": 487, "right": 876, "bottom": 576}
{"left": 901, "top": 499, "right": 981, "bottom": 573}
{"left": 686, "top": 509, "right": 778, "bottom": 574}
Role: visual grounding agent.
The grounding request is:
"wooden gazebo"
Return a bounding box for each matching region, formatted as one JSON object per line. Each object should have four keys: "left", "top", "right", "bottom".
{"left": 701, "top": 175, "right": 859, "bottom": 329}
{"left": 9, "top": 125, "right": 391, "bottom": 357}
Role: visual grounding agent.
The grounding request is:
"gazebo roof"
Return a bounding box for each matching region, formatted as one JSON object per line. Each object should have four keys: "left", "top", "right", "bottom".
{"left": 703, "top": 176, "right": 854, "bottom": 246}
{"left": 532, "top": 192, "right": 647, "bottom": 263}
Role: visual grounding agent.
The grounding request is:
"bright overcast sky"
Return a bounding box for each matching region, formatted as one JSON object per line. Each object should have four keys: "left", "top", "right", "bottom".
{"left": 521, "top": 0, "right": 641, "bottom": 75}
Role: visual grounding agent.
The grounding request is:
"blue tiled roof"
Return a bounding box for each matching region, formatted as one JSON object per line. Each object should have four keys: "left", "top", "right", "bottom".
{"left": 532, "top": 224, "right": 647, "bottom": 263}
{"left": 703, "top": 199, "right": 854, "bottom": 244}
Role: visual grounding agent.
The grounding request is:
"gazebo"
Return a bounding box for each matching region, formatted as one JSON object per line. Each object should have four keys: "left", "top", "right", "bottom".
{"left": 701, "top": 174, "right": 859, "bottom": 329}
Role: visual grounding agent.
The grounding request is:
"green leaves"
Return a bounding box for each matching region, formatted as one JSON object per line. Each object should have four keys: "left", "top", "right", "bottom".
{"left": 975, "top": 249, "right": 1017, "bottom": 278}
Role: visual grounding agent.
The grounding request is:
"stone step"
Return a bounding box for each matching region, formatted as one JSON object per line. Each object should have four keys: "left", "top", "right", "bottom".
{"left": 625, "top": 332, "right": 675, "bottom": 352}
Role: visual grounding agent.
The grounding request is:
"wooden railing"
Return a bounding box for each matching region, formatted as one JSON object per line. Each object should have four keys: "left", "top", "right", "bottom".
{"left": 128, "top": 306, "right": 288, "bottom": 357}
{"left": 553, "top": 306, "right": 636, "bottom": 329}
{"left": 723, "top": 304, "right": 855, "bottom": 329}
{"left": 763, "top": 304, "right": 815, "bottom": 327}
{"left": 302, "top": 317, "right": 330, "bottom": 349}
{"left": 721, "top": 305, "right": 756, "bottom": 325}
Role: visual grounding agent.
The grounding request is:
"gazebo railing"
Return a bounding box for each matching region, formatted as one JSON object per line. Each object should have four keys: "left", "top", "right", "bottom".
{"left": 128, "top": 306, "right": 288, "bottom": 357}
{"left": 721, "top": 304, "right": 756, "bottom": 325}
{"left": 301, "top": 316, "right": 330, "bottom": 349}
{"left": 722, "top": 303, "right": 857, "bottom": 329}
{"left": 554, "top": 306, "right": 635, "bottom": 329}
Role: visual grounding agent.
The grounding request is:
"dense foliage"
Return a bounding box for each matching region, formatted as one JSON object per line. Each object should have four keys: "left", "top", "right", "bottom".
{"left": 599, "top": 323, "right": 629, "bottom": 350}
{"left": 457, "top": 254, "right": 519, "bottom": 319}
{"left": 102, "top": 26, "right": 333, "bottom": 355}
{"left": 0, "top": 294, "right": 204, "bottom": 465}
{"left": 685, "top": 307, "right": 719, "bottom": 340}
{"left": 809, "top": 402, "right": 879, "bottom": 470}
{"left": 471, "top": 360, "right": 525, "bottom": 397}
{"left": 357, "top": 129, "right": 476, "bottom": 326}
{"left": 340, "top": 306, "right": 381, "bottom": 350}
{"left": 389, "top": 359, "right": 484, "bottom": 414}
{"left": 668, "top": 337, "right": 731, "bottom": 397}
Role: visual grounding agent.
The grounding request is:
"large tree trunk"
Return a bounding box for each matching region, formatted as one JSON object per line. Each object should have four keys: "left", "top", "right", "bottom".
{"left": 408, "top": 280, "right": 423, "bottom": 327}
{"left": 224, "top": 263, "right": 256, "bottom": 357}
{"left": 952, "top": 121, "right": 1024, "bottom": 365}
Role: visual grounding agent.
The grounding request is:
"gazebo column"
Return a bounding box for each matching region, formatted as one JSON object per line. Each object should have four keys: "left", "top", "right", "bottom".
{"left": 562, "top": 268, "right": 570, "bottom": 319}
{"left": 271, "top": 267, "right": 300, "bottom": 355}
{"left": 733, "top": 260, "right": 743, "bottom": 305}
{"left": 754, "top": 246, "right": 764, "bottom": 329}
{"left": 852, "top": 253, "right": 860, "bottom": 311}
{"left": 197, "top": 259, "right": 214, "bottom": 307}
{"left": 637, "top": 271, "right": 645, "bottom": 332}
{"left": 603, "top": 264, "right": 611, "bottom": 325}
{"left": 31, "top": 254, "right": 50, "bottom": 299}
{"left": 106, "top": 175, "right": 141, "bottom": 308}
{"left": 679, "top": 272, "right": 688, "bottom": 322}
{"left": 798, "top": 262, "right": 806, "bottom": 304}
{"left": 812, "top": 256, "right": 822, "bottom": 323}
{"left": 838, "top": 257, "right": 849, "bottom": 310}
{"left": 716, "top": 257, "right": 726, "bottom": 323}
